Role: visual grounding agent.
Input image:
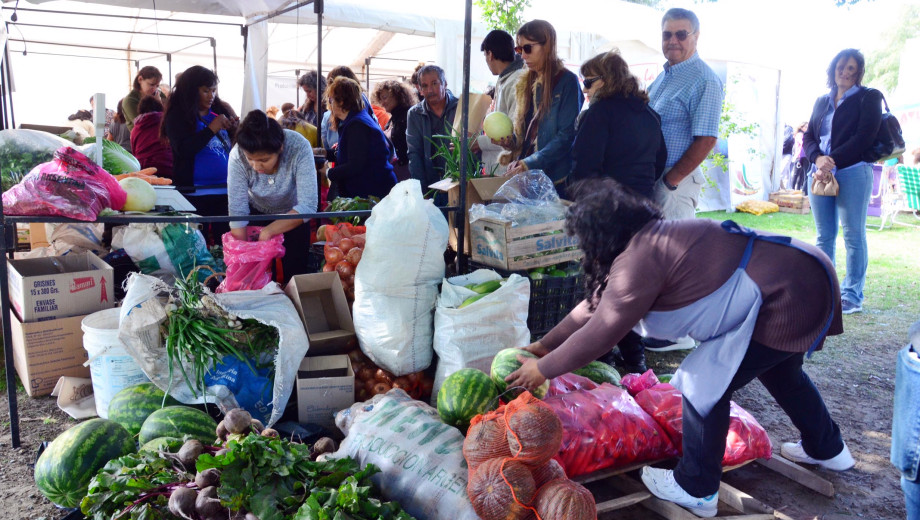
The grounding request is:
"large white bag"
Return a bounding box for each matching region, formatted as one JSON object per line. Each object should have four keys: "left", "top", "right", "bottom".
{"left": 120, "top": 223, "right": 178, "bottom": 282}
{"left": 117, "top": 273, "right": 310, "bottom": 426}
{"left": 332, "top": 389, "right": 479, "bottom": 520}
{"left": 432, "top": 270, "right": 530, "bottom": 403}
{"left": 352, "top": 180, "right": 448, "bottom": 376}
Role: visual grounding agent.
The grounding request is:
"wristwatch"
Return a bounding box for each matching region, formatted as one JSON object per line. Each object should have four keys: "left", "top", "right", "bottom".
{"left": 664, "top": 178, "right": 679, "bottom": 191}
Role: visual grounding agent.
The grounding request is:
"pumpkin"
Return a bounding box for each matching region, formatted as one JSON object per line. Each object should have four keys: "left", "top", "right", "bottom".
{"left": 467, "top": 458, "right": 536, "bottom": 520}
{"left": 533, "top": 479, "right": 596, "bottom": 520}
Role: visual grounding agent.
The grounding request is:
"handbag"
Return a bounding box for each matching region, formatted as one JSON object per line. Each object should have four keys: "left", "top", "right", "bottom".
{"left": 863, "top": 89, "right": 906, "bottom": 163}
{"left": 811, "top": 174, "right": 839, "bottom": 197}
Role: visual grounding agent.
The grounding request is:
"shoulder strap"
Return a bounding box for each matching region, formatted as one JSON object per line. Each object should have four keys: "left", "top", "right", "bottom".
{"left": 863, "top": 87, "right": 891, "bottom": 113}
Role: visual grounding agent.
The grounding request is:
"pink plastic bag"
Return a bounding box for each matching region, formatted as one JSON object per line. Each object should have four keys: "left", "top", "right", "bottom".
{"left": 216, "top": 227, "right": 285, "bottom": 293}
{"left": 544, "top": 383, "right": 677, "bottom": 477}
{"left": 620, "top": 369, "right": 660, "bottom": 396}
{"left": 634, "top": 383, "right": 773, "bottom": 466}
{"left": 2, "top": 147, "right": 127, "bottom": 220}
{"left": 546, "top": 373, "right": 598, "bottom": 397}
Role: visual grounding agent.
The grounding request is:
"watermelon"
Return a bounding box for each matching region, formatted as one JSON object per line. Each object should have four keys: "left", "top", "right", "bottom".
{"left": 139, "top": 436, "right": 184, "bottom": 453}
{"left": 34, "top": 419, "right": 135, "bottom": 508}
{"left": 437, "top": 368, "right": 499, "bottom": 432}
{"left": 572, "top": 361, "right": 621, "bottom": 386}
{"left": 491, "top": 348, "right": 549, "bottom": 399}
{"left": 658, "top": 373, "right": 674, "bottom": 384}
{"left": 108, "top": 383, "right": 181, "bottom": 436}
{"left": 138, "top": 406, "right": 218, "bottom": 445}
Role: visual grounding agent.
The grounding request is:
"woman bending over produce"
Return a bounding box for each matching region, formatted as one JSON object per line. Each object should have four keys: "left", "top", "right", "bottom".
{"left": 324, "top": 77, "right": 397, "bottom": 199}
{"left": 161, "top": 65, "right": 233, "bottom": 242}
{"left": 228, "top": 110, "right": 318, "bottom": 282}
{"left": 122, "top": 65, "right": 168, "bottom": 131}
{"left": 505, "top": 178, "right": 853, "bottom": 517}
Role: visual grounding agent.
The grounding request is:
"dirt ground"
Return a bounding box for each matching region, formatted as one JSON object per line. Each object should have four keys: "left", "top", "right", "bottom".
{"left": 0, "top": 310, "right": 910, "bottom": 520}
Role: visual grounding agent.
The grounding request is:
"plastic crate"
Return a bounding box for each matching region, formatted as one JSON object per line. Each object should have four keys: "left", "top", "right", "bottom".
{"left": 464, "top": 259, "right": 584, "bottom": 339}
{"left": 307, "top": 242, "right": 326, "bottom": 274}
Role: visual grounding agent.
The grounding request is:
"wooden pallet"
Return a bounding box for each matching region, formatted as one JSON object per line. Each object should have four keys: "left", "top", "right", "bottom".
{"left": 573, "top": 455, "right": 834, "bottom": 519}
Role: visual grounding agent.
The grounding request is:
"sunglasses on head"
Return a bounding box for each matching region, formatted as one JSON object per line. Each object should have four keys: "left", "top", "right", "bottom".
{"left": 514, "top": 42, "right": 544, "bottom": 55}
{"left": 662, "top": 30, "right": 695, "bottom": 41}
{"left": 582, "top": 76, "right": 601, "bottom": 90}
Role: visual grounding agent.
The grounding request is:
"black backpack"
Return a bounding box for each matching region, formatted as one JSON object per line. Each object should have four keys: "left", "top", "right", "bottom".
{"left": 863, "top": 89, "right": 906, "bottom": 163}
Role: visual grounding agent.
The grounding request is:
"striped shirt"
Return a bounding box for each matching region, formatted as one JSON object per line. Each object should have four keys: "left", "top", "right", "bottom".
{"left": 648, "top": 52, "right": 724, "bottom": 168}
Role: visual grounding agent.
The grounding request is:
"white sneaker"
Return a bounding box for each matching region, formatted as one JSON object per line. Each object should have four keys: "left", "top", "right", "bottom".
{"left": 640, "top": 466, "right": 718, "bottom": 517}
{"left": 780, "top": 441, "right": 855, "bottom": 471}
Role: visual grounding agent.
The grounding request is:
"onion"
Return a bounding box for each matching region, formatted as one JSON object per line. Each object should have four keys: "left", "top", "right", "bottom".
{"left": 324, "top": 246, "right": 345, "bottom": 264}
{"left": 335, "top": 261, "right": 355, "bottom": 279}
{"left": 372, "top": 382, "right": 392, "bottom": 395}
{"left": 119, "top": 177, "right": 157, "bottom": 212}
{"left": 375, "top": 368, "right": 394, "bottom": 383}
{"left": 357, "top": 367, "right": 375, "bottom": 382}
{"left": 337, "top": 238, "right": 355, "bottom": 253}
{"left": 351, "top": 235, "right": 366, "bottom": 248}
{"left": 345, "top": 247, "right": 363, "bottom": 266}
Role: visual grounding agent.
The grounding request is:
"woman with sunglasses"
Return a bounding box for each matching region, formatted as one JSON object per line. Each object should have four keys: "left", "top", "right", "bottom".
{"left": 496, "top": 20, "right": 583, "bottom": 194}
{"left": 570, "top": 50, "right": 666, "bottom": 200}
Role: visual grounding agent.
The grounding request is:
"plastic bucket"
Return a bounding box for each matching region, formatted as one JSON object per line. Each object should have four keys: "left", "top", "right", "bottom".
{"left": 82, "top": 308, "right": 149, "bottom": 418}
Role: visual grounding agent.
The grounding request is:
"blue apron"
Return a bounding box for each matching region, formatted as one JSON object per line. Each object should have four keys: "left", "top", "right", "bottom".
{"left": 634, "top": 220, "right": 836, "bottom": 417}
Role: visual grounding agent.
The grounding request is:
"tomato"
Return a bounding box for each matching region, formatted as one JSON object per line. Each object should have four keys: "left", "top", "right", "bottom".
{"left": 345, "top": 247, "right": 362, "bottom": 265}
{"left": 335, "top": 261, "right": 355, "bottom": 279}
{"left": 357, "top": 367, "right": 375, "bottom": 382}
{"left": 372, "top": 382, "right": 392, "bottom": 396}
{"left": 375, "top": 368, "right": 394, "bottom": 383}
{"left": 322, "top": 262, "right": 337, "bottom": 272}
{"left": 392, "top": 377, "right": 412, "bottom": 391}
{"left": 324, "top": 245, "right": 344, "bottom": 264}
{"left": 338, "top": 238, "right": 355, "bottom": 253}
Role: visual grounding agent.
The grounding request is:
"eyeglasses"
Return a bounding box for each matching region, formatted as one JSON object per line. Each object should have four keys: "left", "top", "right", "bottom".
{"left": 514, "top": 42, "right": 544, "bottom": 55}
{"left": 662, "top": 30, "right": 695, "bottom": 41}
{"left": 582, "top": 76, "right": 601, "bottom": 90}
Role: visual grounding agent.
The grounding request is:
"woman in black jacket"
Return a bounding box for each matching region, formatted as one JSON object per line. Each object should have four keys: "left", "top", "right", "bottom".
{"left": 567, "top": 50, "right": 667, "bottom": 375}
{"left": 568, "top": 50, "right": 666, "bottom": 200}
{"left": 802, "top": 48, "right": 882, "bottom": 315}
{"left": 372, "top": 80, "right": 415, "bottom": 181}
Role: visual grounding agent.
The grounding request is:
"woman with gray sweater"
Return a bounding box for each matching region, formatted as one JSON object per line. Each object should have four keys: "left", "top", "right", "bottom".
{"left": 227, "top": 110, "right": 318, "bottom": 281}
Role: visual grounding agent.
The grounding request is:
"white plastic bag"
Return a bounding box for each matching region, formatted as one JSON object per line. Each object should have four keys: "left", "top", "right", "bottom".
{"left": 432, "top": 270, "right": 530, "bottom": 403}
{"left": 18, "top": 223, "right": 105, "bottom": 259}
{"left": 117, "top": 273, "right": 310, "bottom": 426}
{"left": 352, "top": 180, "right": 448, "bottom": 376}
{"left": 121, "top": 223, "right": 178, "bottom": 282}
{"left": 332, "top": 389, "right": 479, "bottom": 520}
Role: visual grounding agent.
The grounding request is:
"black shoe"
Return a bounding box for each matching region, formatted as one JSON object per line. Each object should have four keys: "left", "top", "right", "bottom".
{"left": 598, "top": 348, "right": 647, "bottom": 375}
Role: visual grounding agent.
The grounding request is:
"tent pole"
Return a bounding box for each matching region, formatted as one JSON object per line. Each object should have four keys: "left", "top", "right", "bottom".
{"left": 315, "top": 0, "right": 323, "bottom": 128}
{"left": 210, "top": 38, "right": 217, "bottom": 74}
{"left": 3, "top": 46, "right": 14, "bottom": 130}
{"left": 295, "top": 68, "right": 301, "bottom": 108}
{"left": 167, "top": 54, "right": 172, "bottom": 90}
{"left": 365, "top": 57, "right": 370, "bottom": 92}
{"left": 457, "top": 0, "right": 472, "bottom": 275}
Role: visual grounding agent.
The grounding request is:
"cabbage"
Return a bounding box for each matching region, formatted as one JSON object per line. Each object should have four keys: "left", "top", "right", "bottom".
{"left": 81, "top": 138, "right": 141, "bottom": 175}
{"left": 119, "top": 177, "right": 157, "bottom": 212}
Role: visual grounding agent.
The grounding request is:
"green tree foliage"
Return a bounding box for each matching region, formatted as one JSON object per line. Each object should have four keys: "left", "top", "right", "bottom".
{"left": 863, "top": 3, "right": 920, "bottom": 93}
{"left": 474, "top": 0, "right": 531, "bottom": 33}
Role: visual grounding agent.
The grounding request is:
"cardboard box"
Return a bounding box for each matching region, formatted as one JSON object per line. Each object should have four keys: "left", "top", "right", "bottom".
{"left": 470, "top": 216, "right": 583, "bottom": 271}
{"left": 10, "top": 311, "right": 90, "bottom": 397}
{"left": 769, "top": 190, "right": 811, "bottom": 214}
{"left": 284, "top": 272, "right": 356, "bottom": 356}
{"left": 430, "top": 176, "right": 509, "bottom": 255}
{"left": 28, "top": 223, "right": 50, "bottom": 249}
{"left": 296, "top": 355, "right": 355, "bottom": 430}
{"left": 7, "top": 253, "right": 114, "bottom": 322}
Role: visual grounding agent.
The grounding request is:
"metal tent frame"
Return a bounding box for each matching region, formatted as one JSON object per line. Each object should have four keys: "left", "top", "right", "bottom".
{"left": 0, "top": 0, "right": 474, "bottom": 448}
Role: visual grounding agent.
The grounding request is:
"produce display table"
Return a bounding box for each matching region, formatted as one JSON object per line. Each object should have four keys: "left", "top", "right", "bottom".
{"left": 573, "top": 456, "right": 834, "bottom": 519}
{"left": 0, "top": 206, "right": 469, "bottom": 448}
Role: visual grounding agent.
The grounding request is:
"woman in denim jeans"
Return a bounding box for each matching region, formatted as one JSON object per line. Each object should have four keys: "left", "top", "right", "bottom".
{"left": 893, "top": 321, "right": 920, "bottom": 519}
{"left": 802, "top": 48, "right": 882, "bottom": 315}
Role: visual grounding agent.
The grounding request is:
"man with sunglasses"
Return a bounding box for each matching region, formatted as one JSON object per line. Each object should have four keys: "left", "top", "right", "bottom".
{"left": 647, "top": 7, "right": 723, "bottom": 220}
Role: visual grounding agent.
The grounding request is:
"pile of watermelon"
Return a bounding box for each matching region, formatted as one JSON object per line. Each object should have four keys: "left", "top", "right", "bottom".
{"left": 34, "top": 383, "right": 218, "bottom": 509}
{"left": 435, "top": 348, "right": 623, "bottom": 434}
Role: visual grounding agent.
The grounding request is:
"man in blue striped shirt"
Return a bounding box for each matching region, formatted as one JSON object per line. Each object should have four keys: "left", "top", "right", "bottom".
{"left": 648, "top": 7, "right": 724, "bottom": 221}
